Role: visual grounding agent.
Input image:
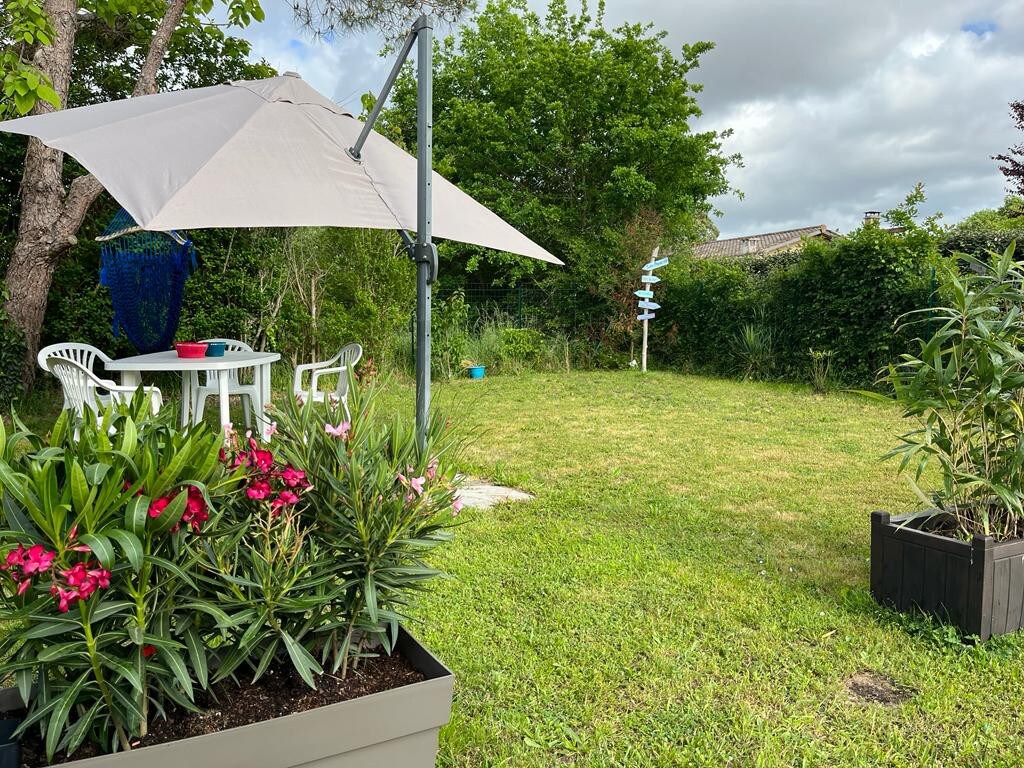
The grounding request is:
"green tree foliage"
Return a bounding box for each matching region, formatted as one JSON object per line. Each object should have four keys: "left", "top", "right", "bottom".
{"left": 382, "top": 0, "right": 734, "bottom": 343}
{"left": 941, "top": 195, "right": 1024, "bottom": 258}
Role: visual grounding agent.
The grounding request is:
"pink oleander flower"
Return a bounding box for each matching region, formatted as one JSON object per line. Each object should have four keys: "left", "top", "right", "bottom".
{"left": 263, "top": 421, "right": 278, "bottom": 439}
{"left": 324, "top": 421, "right": 350, "bottom": 440}
{"left": 272, "top": 490, "right": 300, "bottom": 507}
{"left": 16, "top": 579, "right": 31, "bottom": 596}
{"left": 396, "top": 472, "right": 408, "bottom": 486}
{"left": 426, "top": 457, "right": 439, "bottom": 481}
{"left": 281, "top": 466, "right": 308, "bottom": 488}
{"left": 21, "top": 544, "right": 56, "bottom": 576}
{"left": 247, "top": 480, "right": 272, "bottom": 500}
{"left": 452, "top": 496, "right": 464, "bottom": 516}
{"left": 54, "top": 587, "right": 78, "bottom": 613}
{"left": 248, "top": 439, "right": 274, "bottom": 472}
{"left": 409, "top": 476, "right": 426, "bottom": 496}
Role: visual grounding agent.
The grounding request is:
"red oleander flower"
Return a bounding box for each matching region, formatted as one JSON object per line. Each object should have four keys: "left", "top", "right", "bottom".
{"left": 22, "top": 544, "right": 56, "bottom": 575}
{"left": 142, "top": 644, "right": 157, "bottom": 658}
{"left": 149, "top": 496, "right": 172, "bottom": 518}
{"left": 182, "top": 486, "right": 209, "bottom": 533}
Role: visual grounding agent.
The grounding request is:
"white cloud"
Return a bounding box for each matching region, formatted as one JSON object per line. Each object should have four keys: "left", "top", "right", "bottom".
{"left": 238, "top": 0, "right": 1024, "bottom": 238}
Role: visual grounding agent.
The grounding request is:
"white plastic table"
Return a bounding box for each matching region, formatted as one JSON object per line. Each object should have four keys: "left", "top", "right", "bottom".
{"left": 107, "top": 350, "right": 280, "bottom": 431}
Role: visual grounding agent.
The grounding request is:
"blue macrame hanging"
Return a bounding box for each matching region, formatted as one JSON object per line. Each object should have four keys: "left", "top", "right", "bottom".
{"left": 98, "top": 208, "right": 195, "bottom": 354}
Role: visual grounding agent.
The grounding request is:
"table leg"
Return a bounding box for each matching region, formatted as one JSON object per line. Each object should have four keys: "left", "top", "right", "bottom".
{"left": 120, "top": 371, "right": 141, "bottom": 388}
{"left": 180, "top": 372, "right": 191, "bottom": 428}
{"left": 218, "top": 372, "right": 231, "bottom": 433}
{"left": 258, "top": 363, "right": 272, "bottom": 439}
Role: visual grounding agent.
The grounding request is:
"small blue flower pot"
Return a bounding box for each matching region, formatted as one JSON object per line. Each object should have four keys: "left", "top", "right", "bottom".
{"left": 205, "top": 342, "right": 226, "bottom": 357}
{"left": 467, "top": 365, "right": 486, "bottom": 380}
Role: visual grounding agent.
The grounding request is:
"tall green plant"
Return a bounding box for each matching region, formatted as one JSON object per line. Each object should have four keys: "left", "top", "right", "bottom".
{"left": 0, "top": 396, "right": 232, "bottom": 759}
{"left": 881, "top": 242, "right": 1024, "bottom": 541}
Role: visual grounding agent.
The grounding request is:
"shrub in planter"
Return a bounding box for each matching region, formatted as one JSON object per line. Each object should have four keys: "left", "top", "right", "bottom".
{"left": 871, "top": 242, "right": 1024, "bottom": 638}
{"left": 0, "top": 397, "right": 231, "bottom": 759}
{"left": 0, "top": 380, "right": 463, "bottom": 764}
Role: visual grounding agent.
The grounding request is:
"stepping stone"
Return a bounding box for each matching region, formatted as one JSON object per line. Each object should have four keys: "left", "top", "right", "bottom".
{"left": 457, "top": 476, "right": 534, "bottom": 509}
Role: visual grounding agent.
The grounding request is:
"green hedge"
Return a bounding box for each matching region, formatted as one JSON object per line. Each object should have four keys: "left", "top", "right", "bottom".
{"left": 656, "top": 224, "right": 940, "bottom": 386}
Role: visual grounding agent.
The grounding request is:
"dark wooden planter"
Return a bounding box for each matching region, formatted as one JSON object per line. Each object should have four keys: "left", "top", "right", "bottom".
{"left": 0, "top": 628, "right": 453, "bottom": 768}
{"left": 871, "top": 510, "right": 1024, "bottom": 640}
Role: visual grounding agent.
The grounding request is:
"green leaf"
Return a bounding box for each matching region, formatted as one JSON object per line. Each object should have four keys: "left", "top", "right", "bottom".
{"left": 148, "top": 490, "right": 186, "bottom": 535}
{"left": 45, "top": 671, "right": 90, "bottom": 761}
{"left": 78, "top": 532, "right": 114, "bottom": 568}
{"left": 108, "top": 529, "right": 143, "bottom": 572}
{"left": 100, "top": 652, "right": 142, "bottom": 693}
{"left": 183, "top": 626, "right": 208, "bottom": 689}
{"left": 281, "top": 631, "right": 322, "bottom": 689}
{"left": 69, "top": 460, "right": 89, "bottom": 514}
{"left": 160, "top": 645, "right": 195, "bottom": 700}
{"left": 125, "top": 495, "right": 149, "bottom": 536}
{"left": 144, "top": 554, "right": 196, "bottom": 588}
{"left": 62, "top": 699, "right": 101, "bottom": 757}
{"left": 22, "top": 621, "right": 77, "bottom": 640}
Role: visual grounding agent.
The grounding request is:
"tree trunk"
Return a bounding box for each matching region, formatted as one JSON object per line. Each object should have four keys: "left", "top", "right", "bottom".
{"left": 3, "top": 0, "right": 189, "bottom": 388}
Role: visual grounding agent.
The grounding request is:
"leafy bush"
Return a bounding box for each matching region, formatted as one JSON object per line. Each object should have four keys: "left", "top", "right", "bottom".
{"left": 941, "top": 196, "right": 1024, "bottom": 259}
{"left": 880, "top": 243, "right": 1024, "bottom": 541}
{"left": 0, "top": 397, "right": 230, "bottom": 758}
{"left": 807, "top": 348, "right": 835, "bottom": 394}
{"left": 499, "top": 328, "right": 544, "bottom": 371}
{"left": 431, "top": 291, "right": 469, "bottom": 379}
{"left": 0, "top": 379, "right": 463, "bottom": 760}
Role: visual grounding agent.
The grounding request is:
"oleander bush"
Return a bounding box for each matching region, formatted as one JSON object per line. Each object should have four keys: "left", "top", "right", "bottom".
{"left": 0, "top": 378, "right": 463, "bottom": 761}
{"left": 880, "top": 242, "right": 1024, "bottom": 541}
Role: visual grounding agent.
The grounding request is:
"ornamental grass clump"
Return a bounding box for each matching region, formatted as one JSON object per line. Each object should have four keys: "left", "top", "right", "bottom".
{"left": 0, "top": 380, "right": 463, "bottom": 762}
{"left": 881, "top": 242, "right": 1024, "bottom": 541}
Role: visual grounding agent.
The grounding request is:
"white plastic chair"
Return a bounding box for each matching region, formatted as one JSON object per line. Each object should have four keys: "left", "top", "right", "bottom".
{"left": 37, "top": 343, "right": 116, "bottom": 409}
{"left": 46, "top": 357, "right": 162, "bottom": 419}
{"left": 191, "top": 338, "right": 259, "bottom": 428}
{"left": 293, "top": 343, "right": 362, "bottom": 418}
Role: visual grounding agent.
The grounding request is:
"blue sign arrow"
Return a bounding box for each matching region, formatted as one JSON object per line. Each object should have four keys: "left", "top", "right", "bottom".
{"left": 641, "top": 274, "right": 662, "bottom": 284}
{"left": 634, "top": 289, "right": 654, "bottom": 299}
{"left": 642, "top": 257, "right": 669, "bottom": 271}
{"left": 637, "top": 312, "right": 656, "bottom": 321}
{"left": 638, "top": 300, "right": 661, "bottom": 310}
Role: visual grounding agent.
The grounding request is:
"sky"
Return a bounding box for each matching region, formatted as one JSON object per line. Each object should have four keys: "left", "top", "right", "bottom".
{"left": 236, "top": 0, "right": 1024, "bottom": 239}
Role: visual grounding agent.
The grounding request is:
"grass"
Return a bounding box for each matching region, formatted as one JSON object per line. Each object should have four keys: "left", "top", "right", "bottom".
{"left": 409, "top": 371, "right": 1024, "bottom": 767}
{"left": 15, "top": 370, "right": 1024, "bottom": 765}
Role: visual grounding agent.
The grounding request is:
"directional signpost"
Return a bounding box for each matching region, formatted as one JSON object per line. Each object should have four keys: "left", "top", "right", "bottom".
{"left": 637, "top": 246, "right": 668, "bottom": 372}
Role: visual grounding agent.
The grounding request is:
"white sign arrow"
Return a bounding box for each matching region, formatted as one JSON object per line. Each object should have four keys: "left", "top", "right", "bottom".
{"left": 641, "top": 274, "right": 662, "bottom": 284}
{"left": 638, "top": 299, "right": 661, "bottom": 310}
{"left": 642, "top": 257, "right": 669, "bottom": 271}
{"left": 637, "top": 312, "right": 656, "bottom": 321}
{"left": 634, "top": 289, "right": 654, "bottom": 299}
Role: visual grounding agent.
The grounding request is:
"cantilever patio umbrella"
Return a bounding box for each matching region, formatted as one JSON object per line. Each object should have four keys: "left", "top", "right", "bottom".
{"left": 0, "top": 16, "right": 561, "bottom": 445}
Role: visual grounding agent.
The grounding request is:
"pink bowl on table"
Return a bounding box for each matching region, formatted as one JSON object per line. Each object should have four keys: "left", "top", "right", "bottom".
{"left": 174, "top": 342, "right": 208, "bottom": 358}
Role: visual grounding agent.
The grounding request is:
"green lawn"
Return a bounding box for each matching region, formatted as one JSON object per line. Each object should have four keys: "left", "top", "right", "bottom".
{"left": 408, "top": 371, "right": 1024, "bottom": 767}
{"left": 16, "top": 370, "right": 1024, "bottom": 765}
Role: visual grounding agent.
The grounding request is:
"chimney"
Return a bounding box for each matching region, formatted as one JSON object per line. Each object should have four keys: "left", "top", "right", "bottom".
{"left": 741, "top": 237, "right": 759, "bottom": 255}
{"left": 864, "top": 211, "right": 881, "bottom": 226}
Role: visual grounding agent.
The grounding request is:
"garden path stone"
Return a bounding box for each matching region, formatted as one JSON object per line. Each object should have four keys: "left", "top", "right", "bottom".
{"left": 457, "top": 476, "right": 534, "bottom": 509}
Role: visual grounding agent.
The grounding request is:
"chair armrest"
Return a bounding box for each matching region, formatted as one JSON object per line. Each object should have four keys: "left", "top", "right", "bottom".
{"left": 293, "top": 359, "right": 336, "bottom": 393}
{"left": 310, "top": 365, "right": 346, "bottom": 393}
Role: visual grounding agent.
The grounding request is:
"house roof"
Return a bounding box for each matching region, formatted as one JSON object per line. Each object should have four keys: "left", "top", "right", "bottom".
{"left": 694, "top": 225, "right": 840, "bottom": 259}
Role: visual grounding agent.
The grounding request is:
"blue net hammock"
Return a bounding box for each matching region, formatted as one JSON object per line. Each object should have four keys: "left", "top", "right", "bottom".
{"left": 98, "top": 208, "right": 195, "bottom": 354}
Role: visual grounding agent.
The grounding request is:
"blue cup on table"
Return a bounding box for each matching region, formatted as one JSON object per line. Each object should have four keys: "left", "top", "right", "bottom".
{"left": 205, "top": 342, "right": 226, "bottom": 357}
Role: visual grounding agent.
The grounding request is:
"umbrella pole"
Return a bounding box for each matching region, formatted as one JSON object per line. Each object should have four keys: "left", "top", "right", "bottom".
{"left": 414, "top": 14, "right": 435, "bottom": 452}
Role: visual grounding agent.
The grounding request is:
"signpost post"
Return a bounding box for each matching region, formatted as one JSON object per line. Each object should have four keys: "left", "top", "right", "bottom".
{"left": 636, "top": 246, "right": 669, "bottom": 372}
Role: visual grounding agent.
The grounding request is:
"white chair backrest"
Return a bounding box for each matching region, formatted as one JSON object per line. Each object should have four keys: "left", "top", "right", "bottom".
{"left": 45, "top": 357, "right": 104, "bottom": 416}
{"left": 201, "top": 338, "right": 253, "bottom": 386}
{"left": 334, "top": 343, "right": 363, "bottom": 398}
{"left": 37, "top": 343, "right": 111, "bottom": 376}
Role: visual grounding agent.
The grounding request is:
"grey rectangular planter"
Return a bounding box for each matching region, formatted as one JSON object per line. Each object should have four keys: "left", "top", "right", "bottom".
{"left": 0, "top": 628, "right": 453, "bottom": 768}
{"left": 871, "top": 510, "right": 1024, "bottom": 640}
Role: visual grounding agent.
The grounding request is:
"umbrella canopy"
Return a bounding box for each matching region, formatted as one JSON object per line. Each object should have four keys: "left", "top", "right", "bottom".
{"left": 0, "top": 73, "right": 561, "bottom": 266}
